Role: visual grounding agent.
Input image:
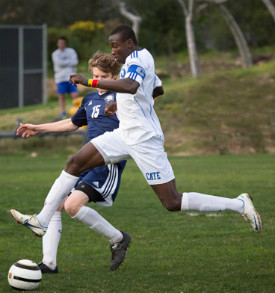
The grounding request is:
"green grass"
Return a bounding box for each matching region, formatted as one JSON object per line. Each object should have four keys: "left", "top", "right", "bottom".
{"left": 0, "top": 154, "right": 274, "bottom": 293}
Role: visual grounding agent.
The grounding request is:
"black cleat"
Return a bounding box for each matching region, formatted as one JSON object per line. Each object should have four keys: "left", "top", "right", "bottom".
{"left": 38, "top": 262, "right": 59, "bottom": 274}
{"left": 110, "top": 231, "right": 131, "bottom": 271}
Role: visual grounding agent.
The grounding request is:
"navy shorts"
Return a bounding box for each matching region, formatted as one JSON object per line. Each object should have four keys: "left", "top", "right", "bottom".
{"left": 74, "top": 162, "right": 126, "bottom": 207}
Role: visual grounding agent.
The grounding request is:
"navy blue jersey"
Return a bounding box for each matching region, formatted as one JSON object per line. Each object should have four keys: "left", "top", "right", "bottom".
{"left": 71, "top": 90, "right": 126, "bottom": 206}
{"left": 71, "top": 91, "right": 119, "bottom": 140}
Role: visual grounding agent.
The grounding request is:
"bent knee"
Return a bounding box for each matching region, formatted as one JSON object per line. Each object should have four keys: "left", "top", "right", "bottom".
{"left": 64, "top": 200, "right": 78, "bottom": 217}
{"left": 65, "top": 155, "right": 82, "bottom": 176}
{"left": 66, "top": 155, "right": 77, "bottom": 169}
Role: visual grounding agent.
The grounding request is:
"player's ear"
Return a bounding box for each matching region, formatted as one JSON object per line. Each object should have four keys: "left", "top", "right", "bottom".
{"left": 126, "top": 39, "right": 134, "bottom": 48}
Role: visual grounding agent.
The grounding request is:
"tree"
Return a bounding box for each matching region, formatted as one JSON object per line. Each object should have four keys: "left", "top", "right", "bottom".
{"left": 261, "top": 0, "right": 275, "bottom": 22}
{"left": 203, "top": 0, "right": 252, "bottom": 68}
{"left": 218, "top": 3, "right": 252, "bottom": 67}
{"left": 177, "top": 0, "right": 201, "bottom": 77}
{"left": 114, "top": 0, "right": 142, "bottom": 38}
{"left": 0, "top": 0, "right": 273, "bottom": 55}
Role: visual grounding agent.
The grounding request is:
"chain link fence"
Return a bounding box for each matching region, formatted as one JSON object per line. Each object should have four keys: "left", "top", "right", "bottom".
{"left": 0, "top": 24, "right": 47, "bottom": 109}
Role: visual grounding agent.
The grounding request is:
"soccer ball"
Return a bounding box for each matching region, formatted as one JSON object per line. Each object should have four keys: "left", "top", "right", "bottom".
{"left": 8, "top": 259, "right": 42, "bottom": 290}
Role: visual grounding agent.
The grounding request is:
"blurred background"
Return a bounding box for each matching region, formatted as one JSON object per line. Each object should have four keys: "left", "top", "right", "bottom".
{"left": 0, "top": 0, "right": 274, "bottom": 156}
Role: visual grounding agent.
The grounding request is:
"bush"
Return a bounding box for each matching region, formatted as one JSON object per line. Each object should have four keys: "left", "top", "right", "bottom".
{"left": 47, "top": 22, "right": 110, "bottom": 71}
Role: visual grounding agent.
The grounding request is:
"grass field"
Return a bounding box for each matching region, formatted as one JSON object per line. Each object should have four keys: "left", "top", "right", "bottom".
{"left": 0, "top": 154, "right": 274, "bottom": 293}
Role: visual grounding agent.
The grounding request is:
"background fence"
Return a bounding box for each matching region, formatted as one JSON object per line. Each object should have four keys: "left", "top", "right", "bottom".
{"left": 0, "top": 24, "right": 47, "bottom": 109}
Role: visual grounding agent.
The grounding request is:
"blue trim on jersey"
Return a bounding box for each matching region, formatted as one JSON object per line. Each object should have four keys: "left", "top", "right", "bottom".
{"left": 120, "top": 68, "right": 126, "bottom": 78}
{"left": 130, "top": 51, "right": 138, "bottom": 58}
{"left": 130, "top": 49, "right": 147, "bottom": 59}
{"left": 149, "top": 104, "right": 159, "bottom": 132}
{"left": 134, "top": 97, "right": 158, "bottom": 134}
{"left": 134, "top": 97, "right": 147, "bottom": 118}
{"left": 127, "top": 64, "right": 145, "bottom": 80}
{"left": 129, "top": 72, "right": 138, "bottom": 80}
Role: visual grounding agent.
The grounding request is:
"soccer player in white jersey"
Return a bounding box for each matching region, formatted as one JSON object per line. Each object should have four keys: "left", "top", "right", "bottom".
{"left": 10, "top": 25, "right": 262, "bottom": 269}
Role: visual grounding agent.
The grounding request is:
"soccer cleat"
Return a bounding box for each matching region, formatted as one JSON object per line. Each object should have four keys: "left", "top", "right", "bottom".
{"left": 38, "top": 262, "right": 58, "bottom": 274}
{"left": 237, "top": 193, "right": 262, "bottom": 232}
{"left": 9, "top": 209, "right": 47, "bottom": 237}
{"left": 110, "top": 231, "right": 131, "bottom": 271}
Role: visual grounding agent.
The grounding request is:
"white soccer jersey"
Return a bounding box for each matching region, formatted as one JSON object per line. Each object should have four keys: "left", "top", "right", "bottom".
{"left": 52, "top": 47, "right": 78, "bottom": 83}
{"left": 117, "top": 48, "right": 164, "bottom": 145}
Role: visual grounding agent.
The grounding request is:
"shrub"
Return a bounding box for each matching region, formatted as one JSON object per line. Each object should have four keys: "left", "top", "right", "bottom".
{"left": 47, "top": 22, "right": 109, "bottom": 71}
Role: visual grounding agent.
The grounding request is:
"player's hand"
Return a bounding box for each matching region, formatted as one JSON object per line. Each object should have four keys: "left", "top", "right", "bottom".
{"left": 16, "top": 123, "right": 39, "bottom": 138}
{"left": 70, "top": 74, "right": 88, "bottom": 87}
{"left": 105, "top": 102, "right": 117, "bottom": 116}
{"left": 153, "top": 86, "right": 164, "bottom": 99}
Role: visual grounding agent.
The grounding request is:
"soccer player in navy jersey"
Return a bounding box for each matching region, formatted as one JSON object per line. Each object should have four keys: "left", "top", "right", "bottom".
{"left": 12, "top": 52, "right": 130, "bottom": 272}
{"left": 11, "top": 25, "right": 262, "bottom": 270}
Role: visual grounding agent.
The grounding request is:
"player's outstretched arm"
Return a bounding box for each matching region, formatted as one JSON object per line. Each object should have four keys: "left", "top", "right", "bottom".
{"left": 17, "top": 119, "right": 78, "bottom": 138}
{"left": 70, "top": 74, "right": 87, "bottom": 87}
{"left": 17, "top": 123, "right": 39, "bottom": 138}
{"left": 70, "top": 74, "right": 139, "bottom": 94}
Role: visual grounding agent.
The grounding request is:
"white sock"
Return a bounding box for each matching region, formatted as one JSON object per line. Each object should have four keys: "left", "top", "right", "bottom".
{"left": 181, "top": 192, "right": 243, "bottom": 213}
{"left": 42, "top": 211, "right": 62, "bottom": 269}
{"left": 37, "top": 170, "right": 78, "bottom": 227}
{"left": 73, "top": 206, "right": 123, "bottom": 244}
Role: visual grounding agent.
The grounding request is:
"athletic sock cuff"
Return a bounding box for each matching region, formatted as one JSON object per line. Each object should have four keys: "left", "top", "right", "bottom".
{"left": 51, "top": 211, "right": 62, "bottom": 221}
{"left": 61, "top": 170, "right": 79, "bottom": 180}
{"left": 181, "top": 193, "right": 189, "bottom": 211}
{"left": 73, "top": 206, "right": 89, "bottom": 221}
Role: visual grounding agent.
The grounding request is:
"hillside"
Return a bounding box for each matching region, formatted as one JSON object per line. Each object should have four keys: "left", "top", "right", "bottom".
{"left": 157, "top": 61, "right": 274, "bottom": 155}
{"left": 0, "top": 56, "right": 274, "bottom": 156}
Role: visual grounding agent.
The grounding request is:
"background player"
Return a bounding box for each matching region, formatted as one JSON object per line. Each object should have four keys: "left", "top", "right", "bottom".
{"left": 13, "top": 52, "right": 131, "bottom": 272}
{"left": 52, "top": 36, "right": 79, "bottom": 119}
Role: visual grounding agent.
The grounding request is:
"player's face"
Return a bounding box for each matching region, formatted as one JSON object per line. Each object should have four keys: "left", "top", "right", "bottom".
{"left": 92, "top": 67, "right": 115, "bottom": 94}
{"left": 109, "top": 33, "right": 133, "bottom": 64}
{"left": 57, "top": 39, "right": 66, "bottom": 51}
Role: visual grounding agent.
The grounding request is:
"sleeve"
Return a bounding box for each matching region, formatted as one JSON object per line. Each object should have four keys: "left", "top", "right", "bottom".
{"left": 68, "top": 48, "right": 78, "bottom": 66}
{"left": 51, "top": 51, "right": 59, "bottom": 65}
{"left": 154, "top": 74, "right": 162, "bottom": 88}
{"left": 51, "top": 51, "right": 55, "bottom": 62}
{"left": 125, "top": 56, "right": 146, "bottom": 85}
{"left": 71, "top": 98, "right": 88, "bottom": 127}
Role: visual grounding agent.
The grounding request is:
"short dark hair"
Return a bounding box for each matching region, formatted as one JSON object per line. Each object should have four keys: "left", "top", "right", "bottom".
{"left": 110, "top": 25, "right": 137, "bottom": 45}
{"left": 58, "top": 36, "right": 67, "bottom": 43}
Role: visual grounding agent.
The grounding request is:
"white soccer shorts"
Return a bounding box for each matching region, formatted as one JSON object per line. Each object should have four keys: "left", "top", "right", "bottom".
{"left": 91, "top": 128, "right": 175, "bottom": 185}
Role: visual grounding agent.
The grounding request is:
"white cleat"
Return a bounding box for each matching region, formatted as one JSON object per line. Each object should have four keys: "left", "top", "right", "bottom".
{"left": 237, "top": 193, "right": 262, "bottom": 232}
{"left": 10, "top": 209, "right": 47, "bottom": 237}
